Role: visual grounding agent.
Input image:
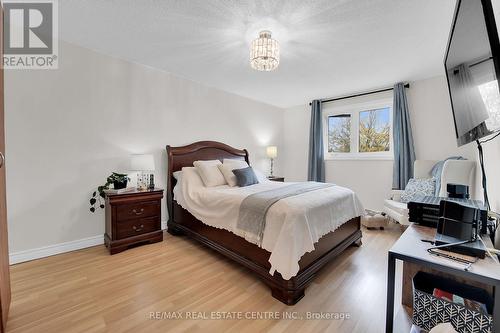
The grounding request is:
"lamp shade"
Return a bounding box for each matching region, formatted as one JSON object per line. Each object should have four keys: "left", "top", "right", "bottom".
{"left": 250, "top": 30, "right": 280, "bottom": 71}
{"left": 130, "top": 154, "right": 155, "bottom": 171}
{"left": 266, "top": 146, "right": 277, "bottom": 159}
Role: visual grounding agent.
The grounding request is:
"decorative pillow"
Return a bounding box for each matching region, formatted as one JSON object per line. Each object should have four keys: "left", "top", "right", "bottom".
{"left": 232, "top": 167, "right": 259, "bottom": 187}
{"left": 400, "top": 178, "right": 436, "bottom": 203}
{"left": 218, "top": 159, "right": 249, "bottom": 186}
{"left": 193, "top": 160, "right": 226, "bottom": 187}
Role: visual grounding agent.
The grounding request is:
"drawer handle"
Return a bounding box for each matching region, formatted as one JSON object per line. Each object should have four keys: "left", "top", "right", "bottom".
{"left": 132, "top": 224, "right": 144, "bottom": 232}
{"left": 131, "top": 208, "right": 145, "bottom": 215}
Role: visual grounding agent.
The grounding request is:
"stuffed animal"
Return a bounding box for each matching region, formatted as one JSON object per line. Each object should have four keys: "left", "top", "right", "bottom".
{"left": 361, "top": 210, "right": 389, "bottom": 230}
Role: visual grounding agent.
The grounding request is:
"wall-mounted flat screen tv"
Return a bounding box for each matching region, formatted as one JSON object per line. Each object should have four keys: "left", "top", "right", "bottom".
{"left": 445, "top": 0, "right": 500, "bottom": 146}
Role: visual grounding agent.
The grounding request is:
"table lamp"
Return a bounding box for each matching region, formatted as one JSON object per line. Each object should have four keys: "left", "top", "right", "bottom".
{"left": 266, "top": 146, "right": 277, "bottom": 177}
{"left": 130, "top": 154, "right": 155, "bottom": 190}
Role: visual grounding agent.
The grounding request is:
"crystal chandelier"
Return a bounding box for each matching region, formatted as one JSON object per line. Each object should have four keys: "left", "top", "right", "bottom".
{"left": 250, "top": 30, "right": 280, "bottom": 71}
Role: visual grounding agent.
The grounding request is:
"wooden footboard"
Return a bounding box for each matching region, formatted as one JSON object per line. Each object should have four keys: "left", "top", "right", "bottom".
{"left": 166, "top": 141, "right": 362, "bottom": 305}
{"left": 169, "top": 201, "right": 361, "bottom": 305}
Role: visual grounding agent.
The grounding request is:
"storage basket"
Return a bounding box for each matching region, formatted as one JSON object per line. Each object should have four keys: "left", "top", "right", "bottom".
{"left": 413, "top": 271, "right": 493, "bottom": 333}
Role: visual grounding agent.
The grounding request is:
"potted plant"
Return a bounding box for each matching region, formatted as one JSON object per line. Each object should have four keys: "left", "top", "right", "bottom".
{"left": 89, "top": 172, "right": 130, "bottom": 213}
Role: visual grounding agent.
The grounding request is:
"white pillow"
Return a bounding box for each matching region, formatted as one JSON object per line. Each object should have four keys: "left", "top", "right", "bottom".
{"left": 193, "top": 160, "right": 226, "bottom": 187}
{"left": 172, "top": 170, "right": 186, "bottom": 206}
{"left": 173, "top": 170, "right": 182, "bottom": 180}
{"left": 181, "top": 167, "right": 204, "bottom": 188}
{"left": 218, "top": 159, "right": 250, "bottom": 186}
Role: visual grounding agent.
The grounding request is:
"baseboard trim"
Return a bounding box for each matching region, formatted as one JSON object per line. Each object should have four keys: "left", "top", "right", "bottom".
{"left": 10, "top": 220, "right": 169, "bottom": 265}
{"left": 9, "top": 235, "right": 104, "bottom": 265}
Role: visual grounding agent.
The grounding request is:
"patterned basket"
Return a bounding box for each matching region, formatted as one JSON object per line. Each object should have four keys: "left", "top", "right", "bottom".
{"left": 413, "top": 272, "right": 493, "bottom": 333}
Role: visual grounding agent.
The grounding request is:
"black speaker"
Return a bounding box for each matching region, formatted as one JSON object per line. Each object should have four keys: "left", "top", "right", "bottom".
{"left": 447, "top": 183, "right": 469, "bottom": 199}
{"left": 435, "top": 200, "right": 485, "bottom": 258}
{"left": 437, "top": 200, "right": 478, "bottom": 241}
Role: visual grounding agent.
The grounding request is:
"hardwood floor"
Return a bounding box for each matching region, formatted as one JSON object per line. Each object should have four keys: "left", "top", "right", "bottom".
{"left": 6, "top": 224, "right": 410, "bottom": 333}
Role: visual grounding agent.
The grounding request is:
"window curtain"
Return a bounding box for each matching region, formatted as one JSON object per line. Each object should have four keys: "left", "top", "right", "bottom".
{"left": 307, "top": 100, "right": 325, "bottom": 182}
{"left": 392, "top": 83, "right": 415, "bottom": 190}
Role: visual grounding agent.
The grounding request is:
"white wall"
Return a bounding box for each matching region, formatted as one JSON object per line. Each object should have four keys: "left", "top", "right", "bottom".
{"left": 407, "top": 76, "right": 480, "bottom": 198}
{"left": 408, "top": 76, "right": 477, "bottom": 162}
{"left": 283, "top": 75, "right": 498, "bottom": 212}
{"left": 5, "top": 41, "right": 284, "bottom": 254}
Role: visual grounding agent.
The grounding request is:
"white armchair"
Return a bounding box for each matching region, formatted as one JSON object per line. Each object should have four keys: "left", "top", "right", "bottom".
{"left": 383, "top": 160, "right": 476, "bottom": 225}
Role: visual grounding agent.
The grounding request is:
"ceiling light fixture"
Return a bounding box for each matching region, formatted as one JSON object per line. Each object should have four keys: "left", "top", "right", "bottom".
{"left": 250, "top": 30, "right": 280, "bottom": 71}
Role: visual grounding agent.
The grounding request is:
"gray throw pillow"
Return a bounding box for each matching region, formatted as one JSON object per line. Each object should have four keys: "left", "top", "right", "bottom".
{"left": 400, "top": 178, "right": 436, "bottom": 203}
{"left": 232, "top": 167, "right": 259, "bottom": 187}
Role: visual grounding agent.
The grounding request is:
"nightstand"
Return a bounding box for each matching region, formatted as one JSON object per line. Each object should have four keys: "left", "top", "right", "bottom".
{"left": 268, "top": 176, "right": 284, "bottom": 182}
{"left": 104, "top": 189, "right": 164, "bottom": 254}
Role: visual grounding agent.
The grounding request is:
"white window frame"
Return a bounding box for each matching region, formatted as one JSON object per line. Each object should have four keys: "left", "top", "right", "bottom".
{"left": 323, "top": 98, "right": 394, "bottom": 160}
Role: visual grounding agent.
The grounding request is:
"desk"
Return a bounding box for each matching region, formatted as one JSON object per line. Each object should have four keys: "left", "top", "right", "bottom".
{"left": 386, "top": 225, "right": 500, "bottom": 333}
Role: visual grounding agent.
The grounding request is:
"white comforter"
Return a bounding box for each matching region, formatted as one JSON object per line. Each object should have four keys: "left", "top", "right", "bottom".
{"left": 173, "top": 169, "right": 365, "bottom": 280}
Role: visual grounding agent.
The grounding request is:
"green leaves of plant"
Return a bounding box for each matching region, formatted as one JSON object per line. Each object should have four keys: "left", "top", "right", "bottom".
{"left": 90, "top": 172, "right": 128, "bottom": 213}
{"left": 112, "top": 172, "right": 128, "bottom": 178}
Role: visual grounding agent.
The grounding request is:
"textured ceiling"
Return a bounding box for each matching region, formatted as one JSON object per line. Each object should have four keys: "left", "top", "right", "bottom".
{"left": 59, "top": 0, "right": 457, "bottom": 108}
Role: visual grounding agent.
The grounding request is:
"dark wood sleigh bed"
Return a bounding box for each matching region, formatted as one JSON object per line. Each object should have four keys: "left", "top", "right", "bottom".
{"left": 166, "top": 141, "right": 362, "bottom": 305}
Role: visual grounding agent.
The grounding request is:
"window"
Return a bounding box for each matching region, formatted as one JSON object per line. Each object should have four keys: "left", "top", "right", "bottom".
{"left": 358, "top": 107, "right": 391, "bottom": 153}
{"left": 328, "top": 114, "right": 351, "bottom": 152}
{"left": 324, "top": 99, "right": 393, "bottom": 160}
{"left": 478, "top": 80, "right": 500, "bottom": 130}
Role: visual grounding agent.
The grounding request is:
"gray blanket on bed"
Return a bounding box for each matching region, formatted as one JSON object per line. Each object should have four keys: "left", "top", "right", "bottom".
{"left": 237, "top": 182, "right": 335, "bottom": 245}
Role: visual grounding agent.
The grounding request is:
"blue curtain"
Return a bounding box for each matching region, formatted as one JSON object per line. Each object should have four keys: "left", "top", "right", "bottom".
{"left": 307, "top": 100, "right": 325, "bottom": 182}
{"left": 392, "top": 83, "right": 415, "bottom": 190}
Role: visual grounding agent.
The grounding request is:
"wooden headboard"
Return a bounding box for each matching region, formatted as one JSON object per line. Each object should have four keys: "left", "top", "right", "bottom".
{"left": 165, "top": 141, "right": 249, "bottom": 219}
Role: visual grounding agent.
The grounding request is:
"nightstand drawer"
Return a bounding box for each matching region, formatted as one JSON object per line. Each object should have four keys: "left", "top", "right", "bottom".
{"left": 116, "top": 201, "right": 160, "bottom": 221}
{"left": 115, "top": 216, "right": 160, "bottom": 239}
{"left": 105, "top": 189, "right": 164, "bottom": 254}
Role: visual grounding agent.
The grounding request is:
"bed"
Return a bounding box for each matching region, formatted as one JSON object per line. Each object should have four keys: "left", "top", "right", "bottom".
{"left": 166, "top": 141, "right": 363, "bottom": 305}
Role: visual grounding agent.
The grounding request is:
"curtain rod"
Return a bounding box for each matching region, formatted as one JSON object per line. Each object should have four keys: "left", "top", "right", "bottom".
{"left": 470, "top": 56, "right": 492, "bottom": 68}
{"left": 453, "top": 57, "right": 492, "bottom": 75}
{"left": 309, "top": 83, "right": 410, "bottom": 106}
